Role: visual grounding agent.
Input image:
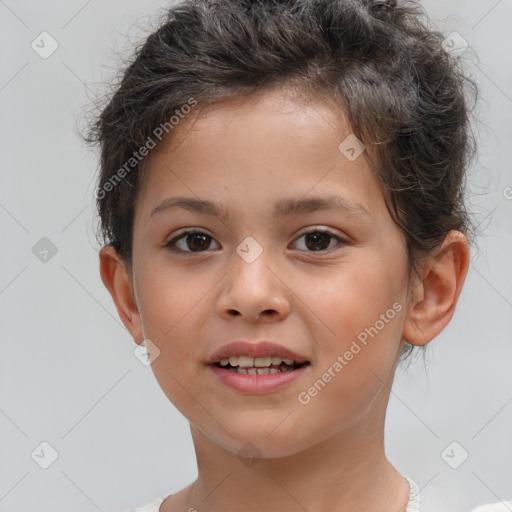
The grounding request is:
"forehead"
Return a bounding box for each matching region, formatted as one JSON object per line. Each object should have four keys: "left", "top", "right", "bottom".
{"left": 136, "top": 86, "right": 382, "bottom": 223}
{"left": 155, "top": 85, "right": 353, "bottom": 155}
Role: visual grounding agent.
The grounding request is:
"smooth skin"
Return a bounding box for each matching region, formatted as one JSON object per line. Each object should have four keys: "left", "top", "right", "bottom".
{"left": 99, "top": 86, "right": 469, "bottom": 512}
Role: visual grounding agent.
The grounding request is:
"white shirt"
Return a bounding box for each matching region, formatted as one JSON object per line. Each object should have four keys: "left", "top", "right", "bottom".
{"left": 121, "top": 476, "right": 510, "bottom": 512}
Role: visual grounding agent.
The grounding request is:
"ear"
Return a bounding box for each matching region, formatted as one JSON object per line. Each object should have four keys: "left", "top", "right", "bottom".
{"left": 402, "top": 230, "right": 470, "bottom": 346}
{"left": 99, "top": 245, "right": 144, "bottom": 345}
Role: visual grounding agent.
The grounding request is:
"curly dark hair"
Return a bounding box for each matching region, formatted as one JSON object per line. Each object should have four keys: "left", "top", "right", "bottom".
{"left": 84, "top": 0, "right": 478, "bottom": 364}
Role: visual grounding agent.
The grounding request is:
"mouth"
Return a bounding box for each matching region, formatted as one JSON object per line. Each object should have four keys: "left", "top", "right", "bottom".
{"left": 208, "top": 351, "right": 311, "bottom": 393}
{"left": 212, "top": 355, "right": 311, "bottom": 374}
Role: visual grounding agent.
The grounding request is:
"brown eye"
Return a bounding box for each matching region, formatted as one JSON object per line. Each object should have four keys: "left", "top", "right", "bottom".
{"left": 304, "top": 232, "right": 332, "bottom": 251}
{"left": 291, "top": 229, "right": 348, "bottom": 252}
{"left": 165, "top": 230, "right": 220, "bottom": 253}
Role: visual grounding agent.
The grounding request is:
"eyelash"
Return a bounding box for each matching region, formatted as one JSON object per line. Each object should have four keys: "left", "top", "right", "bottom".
{"left": 164, "top": 228, "right": 349, "bottom": 255}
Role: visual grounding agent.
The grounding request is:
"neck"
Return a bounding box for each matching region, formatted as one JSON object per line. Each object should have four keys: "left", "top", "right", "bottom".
{"left": 182, "top": 414, "right": 410, "bottom": 512}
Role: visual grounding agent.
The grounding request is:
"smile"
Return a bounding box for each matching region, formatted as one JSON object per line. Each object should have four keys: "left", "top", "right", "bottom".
{"left": 215, "top": 355, "right": 309, "bottom": 374}
{"left": 209, "top": 359, "right": 311, "bottom": 394}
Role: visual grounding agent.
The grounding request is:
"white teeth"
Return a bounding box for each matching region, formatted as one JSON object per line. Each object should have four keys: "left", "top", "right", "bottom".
{"left": 238, "top": 355, "right": 256, "bottom": 368}
{"left": 234, "top": 367, "right": 289, "bottom": 375}
{"left": 219, "top": 355, "right": 297, "bottom": 367}
{"left": 254, "top": 357, "right": 271, "bottom": 367}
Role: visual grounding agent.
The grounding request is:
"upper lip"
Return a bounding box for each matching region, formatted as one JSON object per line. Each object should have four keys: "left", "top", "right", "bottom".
{"left": 207, "top": 341, "right": 309, "bottom": 365}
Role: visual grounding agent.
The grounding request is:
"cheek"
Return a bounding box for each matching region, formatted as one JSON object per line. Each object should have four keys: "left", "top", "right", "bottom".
{"left": 135, "top": 264, "right": 203, "bottom": 354}
{"left": 312, "top": 256, "right": 405, "bottom": 340}
{"left": 307, "top": 256, "right": 407, "bottom": 414}
{"left": 136, "top": 265, "right": 206, "bottom": 415}
{"left": 299, "top": 278, "right": 406, "bottom": 434}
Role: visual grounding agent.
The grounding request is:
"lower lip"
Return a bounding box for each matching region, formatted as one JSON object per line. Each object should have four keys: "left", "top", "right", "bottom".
{"left": 208, "top": 364, "right": 310, "bottom": 393}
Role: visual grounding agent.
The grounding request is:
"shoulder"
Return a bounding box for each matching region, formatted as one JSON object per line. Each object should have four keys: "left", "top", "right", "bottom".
{"left": 422, "top": 502, "right": 512, "bottom": 512}
{"left": 119, "top": 496, "right": 165, "bottom": 512}
{"left": 468, "top": 503, "right": 512, "bottom": 512}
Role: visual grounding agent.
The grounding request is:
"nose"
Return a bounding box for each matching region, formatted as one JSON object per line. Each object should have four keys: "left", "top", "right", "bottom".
{"left": 216, "top": 245, "right": 291, "bottom": 323}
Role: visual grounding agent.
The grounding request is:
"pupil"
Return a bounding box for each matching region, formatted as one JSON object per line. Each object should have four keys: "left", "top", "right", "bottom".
{"left": 306, "top": 232, "right": 330, "bottom": 251}
{"left": 188, "top": 233, "right": 210, "bottom": 251}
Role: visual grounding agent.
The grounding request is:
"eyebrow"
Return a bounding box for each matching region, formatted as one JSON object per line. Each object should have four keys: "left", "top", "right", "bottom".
{"left": 150, "top": 194, "right": 370, "bottom": 220}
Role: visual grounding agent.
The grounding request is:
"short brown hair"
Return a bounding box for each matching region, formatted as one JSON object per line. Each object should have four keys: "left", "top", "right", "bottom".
{"left": 84, "top": 0, "right": 478, "bottom": 363}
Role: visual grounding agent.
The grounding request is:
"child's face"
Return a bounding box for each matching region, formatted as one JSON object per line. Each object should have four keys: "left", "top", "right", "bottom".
{"left": 129, "top": 87, "right": 411, "bottom": 456}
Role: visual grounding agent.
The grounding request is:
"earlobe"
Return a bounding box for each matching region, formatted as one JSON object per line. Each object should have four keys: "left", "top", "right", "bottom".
{"left": 402, "top": 231, "right": 470, "bottom": 346}
{"left": 98, "top": 245, "right": 144, "bottom": 343}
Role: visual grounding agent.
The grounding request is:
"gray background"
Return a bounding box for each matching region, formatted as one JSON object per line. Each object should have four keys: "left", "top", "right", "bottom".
{"left": 0, "top": 1, "right": 511, "bottom": 511}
